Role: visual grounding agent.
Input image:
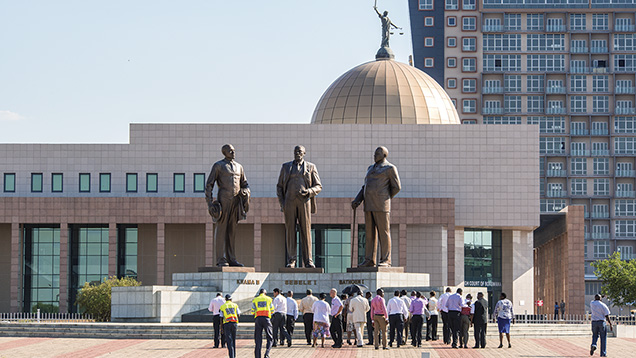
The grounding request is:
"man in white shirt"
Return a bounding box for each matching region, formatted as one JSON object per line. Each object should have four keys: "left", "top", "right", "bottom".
{"left": 208, "top": 292, "right": 226, "bottom": 348}
{"left": 298, "top": 289, "right": 318, "bottom": 345}
{"left": 400, "top": 290, "right": 411, "bottom": 345}
{"left": 438, "top": 287, "right": 452, "bottom": 344}
{"left": 284, "top": 291, "right": 298, "bottom": 347}
{"left": 426, "top": 291, "right": 439, "bottom": 341}
{"left": 387, "top": 290, "right": 409, "bottom": 348}
{"left": 445, "top": 288, "right": 464, "bottom": 348}
{"left": 272, "top": 288, "right": 292, "bottom": 347}
{"left": 590, "top": 294, "right": 613, "bottom": 357}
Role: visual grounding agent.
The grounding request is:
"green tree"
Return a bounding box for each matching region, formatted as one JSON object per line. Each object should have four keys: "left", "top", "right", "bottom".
{"left": 75, "top": 276, "right": 141, "bottom": 322}
{"left": 592, "top": 252, "right": 636, "bottom": 306}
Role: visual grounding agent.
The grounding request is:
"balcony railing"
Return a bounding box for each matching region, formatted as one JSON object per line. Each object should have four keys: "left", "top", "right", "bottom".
{"left": 571, "top": 129, "right": 589, "bottom": 135}
{"left": 615, "top": 150, "right": 636, "bottom": 155}
{"left": 570, "top": 67, "right": 589, "bottom": 74}
{"left": 615, "top": 24, "right": 636, "bottom": 32}
{"left": 592, "top": 149, "right": 610, "bottom": 156}
{"left": 463, "top": 46, "right": 476, "bottom": 51}
{"left": 546, "top": 86, "right": 566, "bottom": 94}
{"left": 616, "top": 169, "right": 635, "bottom": 177}
{"left": 546, "top": 25, "right": 566, "bottom": 32}
{"left": 591, "top": 47, "right": 609, "bottom": 53}
{"left": 546, "top": 169, "right": 567, "bottom": 177}
{"left": 591, "top": 129, "right": 609, "bottom": 135}
{"left": 615, "top": 87, "right": 636, "bottom": 94}
{"left": 616, "top": 107, "right": 636, "bottom": 115}
{"left": 482, "top": 25, "right": 504, "bottom": 32}
{"left": 570, "top": 47, "right": 588, "bottom": 53}
{"left": 482, "top": 108, "right": 504, "bottom": 115}
{"left": 571, "top": 149, "right": 591, "bottom": 156}
{"left": 591, "top": 212, "right": 610, "bottom": 218}
{"left": 482, "top": 86, "right": 504, "bottom": 94}
{"left": 616, "top": 190, "right": 636, "bottom": 198}
{"left": 546, "top": 107, "right": 567, "bottom": 114}
{"left": 546, "top": 189, "right": 567, "bottom": 197}
{"left": 592, "top": 232, "right": 610, "bottom": 239}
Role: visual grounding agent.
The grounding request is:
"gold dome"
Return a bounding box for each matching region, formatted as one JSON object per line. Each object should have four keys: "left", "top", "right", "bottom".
{"left": 311, "top": 59, "right": 460, "bottom": 124}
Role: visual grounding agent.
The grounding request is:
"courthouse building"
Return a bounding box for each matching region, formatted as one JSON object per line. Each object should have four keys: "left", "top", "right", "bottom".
{"left": 0, "top": 48, "right": 577, "bottom": 315}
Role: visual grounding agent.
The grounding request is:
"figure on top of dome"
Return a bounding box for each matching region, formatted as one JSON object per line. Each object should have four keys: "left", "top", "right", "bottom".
{"left": 374, "top": 2, "right": 402, "bottom": 49}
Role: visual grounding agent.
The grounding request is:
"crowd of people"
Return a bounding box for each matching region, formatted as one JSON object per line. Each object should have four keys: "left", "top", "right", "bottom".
{"left": 207, "top": 286, "right": 615, "bottom": 358}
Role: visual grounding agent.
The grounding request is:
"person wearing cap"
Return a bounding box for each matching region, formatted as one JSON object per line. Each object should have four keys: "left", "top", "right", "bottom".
{"left": 208, "top": 292, "right": 226, "bottom": 348}
{"left": 252, "top": 288, "right": 275, "bottom": 358}
{"left": 219, "top": 294, "right": 240, "bottom": 358}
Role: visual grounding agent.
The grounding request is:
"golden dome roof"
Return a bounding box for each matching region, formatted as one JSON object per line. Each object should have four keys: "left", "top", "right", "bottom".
{"left": 311, "top": 59, "right": 460, "bottom": 125}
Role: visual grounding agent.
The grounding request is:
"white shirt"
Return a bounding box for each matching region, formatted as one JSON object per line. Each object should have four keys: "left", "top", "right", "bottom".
{"left": 438, "top": 292, "right": 451, "bottom": 313}
{"left": 446, "top": 293, "right": 463, "bottom": 312}
{"left": 312, "top": 300, "right": 331, "bottom": 324}
{"left": 494, "top": 299, "right": 514, "bottom": 319}
{"left": 470, "top": 302, "right": 475, "bottom": 315}
{"left": 208, "top": 295, "right": 225, "bottom": 315}
{"left": 286, "top": 297, "right": 299, "bottom": 319}
{"left": 590, "top": 300, "right": 610, "bottom": 321}
{"left": 428, "top": 297, "right": 439, "bottom": 315}
{"left": 387, "top": 296, "right": 409, "bottom": 316}
{"left": 273, "top": 294, "right": 287, "bottom": 314}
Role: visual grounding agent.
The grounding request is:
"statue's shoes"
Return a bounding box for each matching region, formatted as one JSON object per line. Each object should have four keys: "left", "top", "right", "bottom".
{"left": 377, "top": 261, "right": 391, "bottom": 267}
{"left": 228, "top": 261, "right": 244, "bottom": 267}
{"left": 305, "top": 263, "right": 316, "bottom": 268}
{"left": 358, "top": 260, "right": 376, "bottom": 267}
{"left": 286, "top": 262, "right": 296, "bottom": 268}
{"left": 217, "top": 261, "right": 229, "bottom": 267}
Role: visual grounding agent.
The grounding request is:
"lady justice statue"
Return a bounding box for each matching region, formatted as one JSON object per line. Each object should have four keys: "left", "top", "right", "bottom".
{"left": 374, "top": 0, "right": 403, "bottom": 60}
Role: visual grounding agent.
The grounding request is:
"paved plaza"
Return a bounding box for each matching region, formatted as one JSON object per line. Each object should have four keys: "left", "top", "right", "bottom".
{"left": 0, "top": 336, "right": 635, "bottom": 358}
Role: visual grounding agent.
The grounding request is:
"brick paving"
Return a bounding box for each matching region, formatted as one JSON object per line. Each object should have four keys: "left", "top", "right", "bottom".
{"left": 1, "top": 336, "right": 635, "bottom": 357}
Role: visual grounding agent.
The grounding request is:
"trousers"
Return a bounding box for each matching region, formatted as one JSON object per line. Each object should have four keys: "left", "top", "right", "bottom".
{"left": 591, "top": 320, "right": 608, "bottom": 357}
{"left": 427, "top": 314, "right": 438, "bottom": 340}
{"left": 212, "top": 314, "right": 226, "bottom": 347}
{"left": 388, "top": 314, "right": 404, "bottom": 346}
{"left": 373, "top": 315, "right": 388, "bottom": 348}
{"left": 354, "top": 322, "right": 365, "bottom": 346}
{"left": 285, "top": 314, "right": 296, "bottom": 341}
{"left": 367, "top": 312, "right": 374, "bottom": 344}
{"left": 272, "top": 312, "right": 291, "bottom": 345}
{"left": 411, "top": 314, "right": 424, "bottom": 346}
{"left": 303, "top": 313, "right": 314, "bottom": 344}
{"left": 330, "top": 315, "right": 343, "bottom": 346}
{"left": 448, "top": 310, "right": 461, "bottom": 347}
{"left": 473, "top": 320, "right": 487, "bottom": 348}
{"left": 460, "top": 314, "right": 471, "bottom": 347}
{"left": 284, "top": 196, "right": 312, "bottom": 266}
{"left": 254, "top": 316, "right": 273, "bottom": 358}
{"left": 215, "top": 196, "right": 241, "bottom": 264}
{"left": 364, "top": 211, "right": 391, "bottom": 265}
{"left": 441, "top": 311, "right": 451, "bottom": 344}
{"left": 223, "top": 322, "right": 237, "bottom": 358}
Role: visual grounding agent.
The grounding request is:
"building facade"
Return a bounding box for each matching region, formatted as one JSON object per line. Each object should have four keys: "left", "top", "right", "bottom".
{"left": 409, "top": 0, "right": 636, "bottom": 309}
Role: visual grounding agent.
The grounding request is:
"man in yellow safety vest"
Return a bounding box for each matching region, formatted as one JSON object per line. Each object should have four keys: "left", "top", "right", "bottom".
{"left": 252, "top": 288, "right": 275, "bottom": 358}
{"left": 219, "top": 294, "right": 240, "bottom": 358}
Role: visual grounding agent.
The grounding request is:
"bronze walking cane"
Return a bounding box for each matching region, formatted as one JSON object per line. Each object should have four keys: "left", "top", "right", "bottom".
{"left": 350, "top": 206, "right": 357, "bottom": 268}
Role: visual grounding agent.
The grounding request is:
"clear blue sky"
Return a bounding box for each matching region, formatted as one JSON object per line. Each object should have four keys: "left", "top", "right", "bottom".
{"left": 0, "top": 1, "right": 413, "bottom": 143}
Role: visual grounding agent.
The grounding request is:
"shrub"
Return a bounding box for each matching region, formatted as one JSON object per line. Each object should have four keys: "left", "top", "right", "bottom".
{"left": 31, "top": 302, "right": 59, "bottom": 314}
{"left": 75, "top": 276, "right": 141, "bottom": 322}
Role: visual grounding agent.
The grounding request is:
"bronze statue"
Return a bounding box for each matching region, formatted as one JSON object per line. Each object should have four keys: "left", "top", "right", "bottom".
{"left": 205, "top": 144, "right": 250, "bottom": 267}
{"left": 374, "top": 4, "right": 400, "bottom": 49}
{"left": 276, "top": 145, "right": 322, "bottom": 268}
{"left": 352, "top": 146, "right": 401, "bottom": 267}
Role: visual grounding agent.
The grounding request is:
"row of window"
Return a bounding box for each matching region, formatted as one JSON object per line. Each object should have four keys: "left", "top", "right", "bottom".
{"left": 2, "top": 173, "right": 207, "bottom": 193}
{"left": 483, "top": 12, "right": 630, "bottom": 31}
{"left": 544, "top": 157, "right": 632, "bottom": 176}
{"left": 419, "top": 0, "right": 476, "bottom": 11}
{"left": 539, "top": 137, "right": 636, "bottom": 154}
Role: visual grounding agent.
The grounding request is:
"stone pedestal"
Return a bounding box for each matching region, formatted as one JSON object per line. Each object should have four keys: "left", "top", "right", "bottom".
{"left": 347, "top": 266, "right": 404, "bottom": 273}
{"left": 198, "top": 266, "right": 256, "bottom": 273}
{"left": 278, "top": 267, "right": 324, "bottom": 273}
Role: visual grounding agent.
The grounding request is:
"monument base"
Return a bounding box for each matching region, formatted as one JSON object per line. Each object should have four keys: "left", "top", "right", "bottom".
{"left": 347, "top": 266, "right": 404, "bottom": 273}
{"left": 278, "top": 267, "right": 324, "bottom": 273}
{"left": 198, "top": 266, "right": 255, "bottom": 273}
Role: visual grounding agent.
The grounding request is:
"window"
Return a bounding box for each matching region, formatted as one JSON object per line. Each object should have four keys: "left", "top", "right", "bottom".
{"left": 592, "top": 14, "right": 608, "bottom": 30}
{"left": 593, "top": 96, "right": 609, "bottom": 113}
{"left": 462, "top": 17, "right": 476, "bottom": 31}
{"left": 23, "top": 227, "right": 61, "bottom": 313}
{"left": 593, "top": 240, "right": 610, "bottom": 259}
{"left": 618, "top": 246, "right": 634, "bottom": 260}
{"left": 126, "top": 173, "right": 138, "bottom": 193}
{"left": 527, "top": 96, "right": 544, "bottom": 113}
{"left": 51, "top": 173, "right": 63, "bottom": 193}
{"left": 99, "top": 173, "right": 111, "bottom": 193}
{"left": 571, "top": 96, "right": 587, "bottom": 113}
{"left": 419, "top": 0, "right": 433, "bottom": 10}
{"left": 527, "top": 55, "right": 565, "bottom": 72}
{"left": 616, "top": 220, "right": 636, "bottom": 237}
{"left": 462, "top": 0, "right": 476, "bottom": 10}
{"left": 447, "top": 37, "right": 457, "bottom": 47}
{"left": 463, "top": 119, "right": 477, "bottom": 124}
{"left": 615, "top": 117, "right": 636, "bottom": 133}
{"left": 571, "top": 158, "right": 587, "bottom": 175}
{"left": 593, "top": 76, "right": 609, "bottom": 92}
{"left": 462, "top": 37, "right": 476, "bottom": 51}
{"left": 447, "top": 78, "right": 457, "bottom": 88}
{"left": 616, "top": 200, "right": 636, "bottom": 217}
{"left": 118, "top": 226, "right": 138, "bottom": 280}
{"left": 594, "top": 178, "right": 610, "bottom": 196}
{"left": 593, "top": 204, "right": 609, "bottom": 218}
{"left": 591, "top": 39, "right": 607, "bottom": 52}
{"left": 571, "top": 121, "right": 586, "bottom": 135}
{"left": 527, "top": 34, "right": 565, "bottom": 51}
{"left": 505, "top": 13, "right": 521, "bottom": 30}
{"left": 448, "top": 17, "right": 457, "bottom": 27}
{"left": 615, "top": 137, "right": 636, "bottom": 154}
{"left": 617, "top": 183, "right": 633, "bottom": 195}
{"left": 528, "top": 116, "right": 565, "bottom": 133}
{"left": 614, "top": 34, "right": 636, "bottom": 51}
{"left": 592, "top": 121, "right": 608, "bottom": 135}
{"left": 174, "top": 173, "right": 185, "bottom": 192}
{"left": 483, "top": 34, "right": 522, "bottom": 52}
{"left": 3, "top": 173, "right": 15, "bottom": 192}
{"left": 570, "top": 13, "right": 586, "bottom": 30}
{"left": 541, "top": 199, "right": 566, "bottom": 212}
{"left": 463, "top": 99, "right": 476, "bottom": 113}
{"left": 194, "top": 173, "right": 206, "bottom": 193}
{"left": 483, "top": 55, "right": 521, "bottom": 71}
{"left": 615, "top": 55, "right": 636, "bottom": 72}
{"left": 586, "top": 282, "right": 604, "bottom": 296}
{"left": 79, "top": 173, "right": 90, "bottom": 193}
{"left": 593, "top": 158, "right": 609, "bottom": 174}
{"left": 526, "top": 75, "right": 544, "bottom": 92}
{"left": 425, "top": 17, "right": 434, "bottom": 26}
{"left": 31, "top": 173, "right": 43, "bottom": 193}
{"left": 424, "top": 58, "right": 434, "bottom": 67}
{"left": 463, "top": 79, "right": 476, "bottom": 92}
{"left": 483, "top": 116, "right": 521, "bottom": 124}
{"left": 571, "top": 39, "right": 587, "bottom": 52}
{"left": 571, "top": 141, "right": 587, "bottom": 155}
{"left": 527, "top": 14, "right": 544, "bottom": 31}
{"left": 146, "top": 173, "right": 158, "bottom": 193}
{"left": 540, "top": 137, "right": 566, "bottom": 154}
{"left": 504, "top": 95, "right": 521, "bottom": 113}
{"left": 570, "top": 75, "right": 587, "bottom": 92}
{"left": 463, "top": 58, "right": 476, "bottom": 72}
{"left": 447, "top": 58, "right": 457, "bottom": 68}
{"left": 425, "top": 37, "right": 434, "bottom": 47}
{"left": 445, "top": 0, "right": 458, "bottom": 10}
{"left": 571, "top": 179, "right": 587, "bottom": 195}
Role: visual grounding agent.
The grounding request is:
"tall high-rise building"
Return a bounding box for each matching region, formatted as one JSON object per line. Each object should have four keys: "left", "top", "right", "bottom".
{"left": 409, "top": 0, "right": 636, "bottom": 309}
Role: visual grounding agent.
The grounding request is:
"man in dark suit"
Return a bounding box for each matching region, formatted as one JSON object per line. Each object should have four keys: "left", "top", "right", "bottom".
{"left": 205, "top": 144, "right": 250, "bottom": 267}
{"left": 276, "top": 145, "right": 322, "bottom": 268}
{"left": 471, "top": 292, "right": 488, "bottom": 348}
{"left": 352, "top": 146, "right": 401, "bottom": 267}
